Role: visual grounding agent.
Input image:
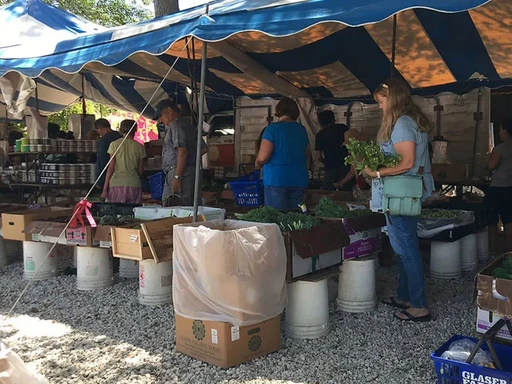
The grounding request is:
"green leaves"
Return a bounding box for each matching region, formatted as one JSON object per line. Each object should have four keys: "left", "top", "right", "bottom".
{"left": 235, "top": 207, "right": 321, "bottom": 232}
{"left": 419, "top": 209, "right": 464, "bottom": 219}
{"left": 315, "top": 196, "right": 372, "bottom": 219}
{"left": 344, "top": 138, "right": 400, "bottom": 174}
{"left": 492, "top": 256, "right": 512, "bottom": 280}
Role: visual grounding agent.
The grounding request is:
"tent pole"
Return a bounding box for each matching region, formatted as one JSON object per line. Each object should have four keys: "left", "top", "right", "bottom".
{"left": 192, "top": 37, "right": 208, "bottom": 222}
{"left": 391, "top": 14, "right": 397, "bottom": 78}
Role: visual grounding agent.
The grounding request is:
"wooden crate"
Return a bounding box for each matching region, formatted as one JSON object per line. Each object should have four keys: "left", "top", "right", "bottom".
{"left": 111, "top": 216, "right": 204, "bottom": 262}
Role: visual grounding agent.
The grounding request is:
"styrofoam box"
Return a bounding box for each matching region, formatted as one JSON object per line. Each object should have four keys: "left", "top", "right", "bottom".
{"left": 178, "top": 206, "right": 226, "bottom": 221}
{"left": 133, "top": 206, "right": 226, "bottom": 221}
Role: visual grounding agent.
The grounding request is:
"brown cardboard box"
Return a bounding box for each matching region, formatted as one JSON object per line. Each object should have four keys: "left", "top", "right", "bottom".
{"left": 111, "top": 216, "right": 197, "bottom": 262}
{"left": 475, "top": 253, "right": 512, "bottom": 317}
{"left": 175, "top": 315, "right": 281, "bottom": 369}
{"left": 431, "top": 163, "right": 468, "bottom": 182}
{"left": 66, "top": 226, "right": 95, "bottom": 246}
{"left": 41, "top": 222, "right": 68, "bottom": 244}
{"left": 2, "top": 207, "right": 74, "bottom": 241}
{"left": 94, "top": 225, "right": 114, "bottom": 248}
{"left": 23, "top": 221, "right": 49, "bottom": 242}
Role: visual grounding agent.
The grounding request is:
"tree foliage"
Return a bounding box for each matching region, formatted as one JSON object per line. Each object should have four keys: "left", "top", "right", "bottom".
{"left": 48, "top": 99, "right": 116, "bottom": 131}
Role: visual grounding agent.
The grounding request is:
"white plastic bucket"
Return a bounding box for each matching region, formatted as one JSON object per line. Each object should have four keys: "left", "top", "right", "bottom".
{"left": 284, "top": 279, "right": 330, "bottom": 339}
{"left": 430, "top": 240, "right": 462, "bottom": 279}
{"left": 76, "top": 247, "right": 114, "bottom": 291}
{"left": 73, "top": 247, "right": 77, "bottom": 268}
{"left": 461, "top": 234, "right": 478, "bottom": 271}
{"left": 119, "top": 259, "right": 139, "bottom": 279}
{"left": 477, "top": 228, "right": 490, "bottom": 261}
{"left": 0, "top": 236, "right": 9, "bottom": 268}
{"left": 23, "top": 241, "right": 58, "bottom": 281}
{"left": 138, "top": 259, "right": 173, "bottom": 306}
{"left": 337, "top": 256, "right": 377, "bottom": 313}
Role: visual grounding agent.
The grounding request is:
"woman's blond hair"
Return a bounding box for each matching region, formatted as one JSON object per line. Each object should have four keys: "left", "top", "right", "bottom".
{"left": 374, "top": 79, "right": 433, "bottom": 144}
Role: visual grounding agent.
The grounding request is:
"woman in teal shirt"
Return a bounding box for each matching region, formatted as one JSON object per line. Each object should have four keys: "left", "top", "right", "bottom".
{"left": 255, "top": 98, "right": 309, "bottom": 211}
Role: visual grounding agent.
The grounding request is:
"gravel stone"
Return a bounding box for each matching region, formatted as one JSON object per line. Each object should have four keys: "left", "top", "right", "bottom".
{"left": 0, "top": 259, "right": 478, "bottom": 383}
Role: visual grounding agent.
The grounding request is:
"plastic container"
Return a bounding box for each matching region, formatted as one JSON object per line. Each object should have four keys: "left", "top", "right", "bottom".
{"left": 431, "top": 335, "right": 512, "bottom": 383}
{"left": 133, "top": 206, "right": 179, "bottom": 221}
{"left": 229, "top": 171, "right": 263, "bottom": 207}
{"left": 477, "top": 228, "right": 490, "bottom": 261}
{"left": 76, "top": 247, "right": 114, "bottom": 291}
{"left": 139, "top": 259, "right": 173, "bottom": 306}
{"left": 461, "top": 234, "right": 478, "bottom": 271}
{"left": 337, "top": 256, "right": 377, "bottom": 312}
{"left": 148, "top": 172, "right": 165, "bottom": 200}
{"left": 23, "top": 241, "right": 58, "bottom": 281}
{"left": 430, "top": 240, "right": 462, "bottom": 279}
{"left": 119, "top": 259, "right": 139, "bottom": 279}
{"left": 284, "top": 279, "right": 330, "bottom": 339}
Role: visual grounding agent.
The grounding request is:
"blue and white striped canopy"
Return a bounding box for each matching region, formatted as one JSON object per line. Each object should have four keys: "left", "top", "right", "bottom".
{"left": 1, "top": 0, "right": 510, "bottom": 115}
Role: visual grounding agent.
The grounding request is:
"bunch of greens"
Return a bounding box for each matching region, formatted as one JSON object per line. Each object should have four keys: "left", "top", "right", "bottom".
{"left": 315, "top": 196, "right": 372, "bottom": 219}
{"left": 419, "top": 209, "right": 463, "bottom": 220}
{"left": 345, "top": 138, "right": 400, "bottom": 173}
{"left": 235, "top": 207, "right": 320, "bottom": 232}
{"left": 492, "top": 256, "right": 512, "bottom": 280}
{"left": 99, "top": 215, "right": 139, "bottom": 226}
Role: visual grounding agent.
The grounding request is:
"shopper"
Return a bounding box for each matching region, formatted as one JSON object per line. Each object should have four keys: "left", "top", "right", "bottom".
{"left": 154, "top": 99, "right": 208, "bottom": 206}
{"left": 255, "top": 97, "right": 309, "bottom": 211}
{"left": 314, "top": 110, "right": 350, "bottom": 191}
{"left": 486, "top": 118, "right": 512, "bottom": 252}
{"left": 94, "top": 118, "right": 121, "bottom": 190}
{"left": 364, "top": 79, "right": 434, "bottom": 322}
{"left": 101, "top": 119, "right": 146, "bottom": 203}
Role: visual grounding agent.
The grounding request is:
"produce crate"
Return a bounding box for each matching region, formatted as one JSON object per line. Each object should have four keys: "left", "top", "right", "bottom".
{"left": 111, "top": 216, "right": 203, "bottom": 262}
{"left": 148, "top": 172, "right": 165, "bottom": 200}
{"left": 431, "top": 335, "right": 512, "bottom": 383}
{"left": 228, "top": 171, "right": 263, "bottom": 207}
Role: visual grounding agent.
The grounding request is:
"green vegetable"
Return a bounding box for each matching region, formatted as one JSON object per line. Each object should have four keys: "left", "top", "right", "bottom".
{"left": 502, "top": 257, "right": 512, "bottom": 272}
{"left": 492, "top": 267, "right": 512, "bottom": 280}
{"left": 235, "top": 207, "right": 321, "bottom": 232}
{"left": 99, "top": 215, "right": 141, "bottom": 226}
{"left": 345, "top": 138, "right": 401, "bottom": 174}
{"left": 315, "top": 196, "right": 372, "bottom": 219}
{"left": 419, "top": 209, "right": 463, "bottom": 219}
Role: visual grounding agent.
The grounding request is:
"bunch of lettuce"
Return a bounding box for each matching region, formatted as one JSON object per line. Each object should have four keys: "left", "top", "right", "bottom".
{"left": 345, "top": 138, "right": 400, "bottom": 174}
{"left": 492, "top": 256, "right": 512, "bottom": 280}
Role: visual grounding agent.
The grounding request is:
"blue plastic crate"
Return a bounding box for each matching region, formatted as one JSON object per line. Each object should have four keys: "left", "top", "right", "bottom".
{"left": 148, "top": 172, "right": 165, "bottom": 200}
{"left": 431, "top": 335, "right": 512, "bottom": 384}
{"left": 229, "top": 171, "right": 263, "bottom": 207}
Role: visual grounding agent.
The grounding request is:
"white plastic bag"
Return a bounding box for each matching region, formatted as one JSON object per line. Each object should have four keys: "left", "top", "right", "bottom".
{"left": 0, "top": 342, "right": 48, "bottom": 384}
{"left": 173, "top": 220, "right": 287, "bottom": 326}
{"left": 440, "top": 338, "right": 493, "bottom": 367}
{"left": 417, "top": 210, "right": 475, "bottom": 238}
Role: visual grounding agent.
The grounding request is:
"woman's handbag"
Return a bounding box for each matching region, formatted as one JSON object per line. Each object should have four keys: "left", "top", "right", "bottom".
{"left": 382, "top": 172, "right": 424, "bottom": 217}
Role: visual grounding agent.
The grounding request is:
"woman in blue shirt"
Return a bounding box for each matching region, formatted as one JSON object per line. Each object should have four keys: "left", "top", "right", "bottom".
{"left": 364, "top": 79, "right": 434, "bottom": 323}
{"left": 255, "top": 98, "right": 309, "bottom": 211}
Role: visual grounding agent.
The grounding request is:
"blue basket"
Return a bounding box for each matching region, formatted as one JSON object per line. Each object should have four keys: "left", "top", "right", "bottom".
{"left": 229, "top": 171, "right": 263, "bottom": 207}
{"left": 431, "top": 335, "right": 512, "bottom": 383}
{"left": 148, "top": 172, "right": 165, "bottom": 200}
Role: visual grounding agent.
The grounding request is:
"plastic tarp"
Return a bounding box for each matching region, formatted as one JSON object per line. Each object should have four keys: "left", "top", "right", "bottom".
{"left": 417, "top": 210, "right": 475, "bottom": 239}
{"left": 0, "top": 342, "right": 48, "bottom": 384}
{"left": 173, "top": 220, "right": 287, "bottom": 327}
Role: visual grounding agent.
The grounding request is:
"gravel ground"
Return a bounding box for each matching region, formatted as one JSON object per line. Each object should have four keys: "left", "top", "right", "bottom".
{"left": 0, "top": 259, "right": 477, "bottom": 384}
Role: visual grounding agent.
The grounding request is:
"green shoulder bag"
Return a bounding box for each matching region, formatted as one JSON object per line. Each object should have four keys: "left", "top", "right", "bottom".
{"left": 382, "top": 175, "right": 423, "bottom": 217}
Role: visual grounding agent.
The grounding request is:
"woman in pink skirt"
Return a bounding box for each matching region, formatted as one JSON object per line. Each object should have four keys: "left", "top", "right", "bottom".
{"left": 101, "top": 119, "right": 146, "bottom": 203}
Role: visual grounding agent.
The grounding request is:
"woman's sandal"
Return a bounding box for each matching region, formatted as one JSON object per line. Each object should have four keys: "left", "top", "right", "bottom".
{"left": 394, "top": 309, "right": 432, "bottom": 322}
{"left": 381, "top": 297, "right": 409, "bottom": 310}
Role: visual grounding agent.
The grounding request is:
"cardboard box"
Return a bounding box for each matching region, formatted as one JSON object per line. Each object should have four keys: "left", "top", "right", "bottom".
{"left": 40, "top": 222, "right": 68, "bottom": 245}
{"left": 284, "top": 221, "right": 348, "bottom": 282}
{"left": 475, "top": 253, "right": 512, "bottom": 317}
{"left": 175, "top": 315, "right": 281, "bottom": 369}
{"left": 66, "top": 226, "right": 96, "bottom": 246}
{"left": 431, "top": 163, "right": 468, "bottom": 182}
{"left": 23, "top": 221, "right": 49, "bottom": 242}
{"left": 94, "top": 225, "right": 114, "bottom": 248}
{"left": 111, "top": 216, "right": 197, "bottom": 262}
{"left": 476, "top": 308, "right": 512, "bottom": 342}
{"left": 2, "top": 207, "right": 74, "bottom": 241}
